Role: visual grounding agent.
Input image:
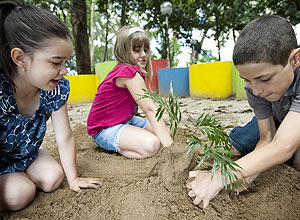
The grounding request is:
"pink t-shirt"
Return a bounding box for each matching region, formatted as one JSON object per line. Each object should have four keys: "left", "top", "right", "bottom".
{"left": 87, "top": 64, "right": 145, "bottom": 136}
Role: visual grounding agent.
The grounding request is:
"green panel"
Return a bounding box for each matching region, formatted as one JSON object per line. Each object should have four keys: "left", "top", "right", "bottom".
{"left": 233, "top": 64, "right": 247, "bottom": 99}
{"left": 95, "top": 61, "right": 118, "bottom": 84}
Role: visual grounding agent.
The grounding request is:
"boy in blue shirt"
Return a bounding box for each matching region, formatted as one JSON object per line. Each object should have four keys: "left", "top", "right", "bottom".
{"left": 186, "top": 15, "right": 300, "bottom": 208}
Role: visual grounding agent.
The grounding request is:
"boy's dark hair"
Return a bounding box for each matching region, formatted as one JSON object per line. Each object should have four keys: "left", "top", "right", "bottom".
{"left": 233, "top": 15, "right": 298, "bottom": 66}
{"left": 0, "top": 1, "right": 72, "bottom": 78}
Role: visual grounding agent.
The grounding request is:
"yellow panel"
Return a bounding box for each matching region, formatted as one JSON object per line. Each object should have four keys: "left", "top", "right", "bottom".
{"left": 65, "top": 75, "right": 98, "bottom": 104}
{"left": 189, "top": 61, "right": 232, "bottom": 98}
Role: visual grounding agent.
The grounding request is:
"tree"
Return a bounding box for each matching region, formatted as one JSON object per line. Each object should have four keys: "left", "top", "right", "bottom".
{"left": 94, "top": 0, "right": 117, "bottom": 62}
{"left": 23, "top": 0, "right": 300, "bottom": 70}
{"left": 136, "top": 0, "right": 219, "bottom": 63}
{"left": 71, "top": 0, "right": 92, "bottom": 74}
{"left": 120, "top": 0, "right": 127, "bottom": 26}
{"left": 90, "top": 0, "right": 96, "bottom": 72}
{"left": 255, "top": 0, "right": 300, "bottom": 26}
{"left": 169, "top": 36, "right": 182, "bottom": 67}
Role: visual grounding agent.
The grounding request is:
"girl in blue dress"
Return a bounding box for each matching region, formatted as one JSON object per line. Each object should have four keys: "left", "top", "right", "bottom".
{"left": 0, "top": 2, "right": 100, "bottom": 211}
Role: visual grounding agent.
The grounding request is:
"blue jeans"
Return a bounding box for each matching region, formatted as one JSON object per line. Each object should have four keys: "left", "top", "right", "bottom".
{"left": 92, "top": 116, "right": 148, "bottom": 152}
{"left": 229, "top": 116, "right": 260, "bottom": 155}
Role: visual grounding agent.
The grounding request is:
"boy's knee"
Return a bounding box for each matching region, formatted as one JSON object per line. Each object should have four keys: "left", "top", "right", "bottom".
{"left": 39, "top": 165, "right": 64, "bottom": 192}
{"left": 231, "top": 146, "right": 243, "bottom": 159}
{"left": 2, "top": 180, "right": 36, "bottom": 211}
{"left": 292, "top": 148, "right": 300, "bottom": 171}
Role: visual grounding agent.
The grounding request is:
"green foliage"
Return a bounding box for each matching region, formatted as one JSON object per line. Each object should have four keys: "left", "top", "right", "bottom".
{"left": 156, "top": 34, "right": 182, "bottom": 66}
{"left": 23, "top": 0, "right": 300, "bottom": 75}
{"left": 197, "top": 50, "right": 218, "bottom": 63}
{"left": 254, "top": 0, "right": 300, "bottom": 26}
{"left": 139, "top": 83, "right": 242, "bottom": 192}
{"left": 170, "top": 36, "right": 182, "bottom": 67}
{"left": 189, "top": 49, "right": 218, "bottom": 65}
{"left": 138, "top": 84, "right": 182, "bottom": 139}
{"left": 89, "top": 0, "right": 118, "bottom": 64}
{"left": 185, "top": 113, "right": 242, "bottom": 192}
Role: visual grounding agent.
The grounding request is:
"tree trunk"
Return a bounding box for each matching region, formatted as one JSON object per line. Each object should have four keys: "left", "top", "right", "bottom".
{"left": 194, "top": 31, "right": 206, "bottom": 61}
{"left": 162, "top": 23, "right": 168, "bottom": 60}
{"left": 71, "top": 0, "right": 92, "bottom": 74}
{"left": 120, "top": 0, "right": 127, "bottom": 26}
{"left": 296, "top": 0, "right": 300, "bottom": 11}
{"left": 215, "top": 11, "right": 221, "bottom": 61}
{"left": 90, "top": 0, "right": 95, "bottom": 72}
{"left": 103, "top": 0, "right": 110, "bottom": 62}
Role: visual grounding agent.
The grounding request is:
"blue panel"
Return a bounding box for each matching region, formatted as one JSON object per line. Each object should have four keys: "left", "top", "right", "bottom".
{"left": 157, "top": 67, "right": 189, "bottom": 97}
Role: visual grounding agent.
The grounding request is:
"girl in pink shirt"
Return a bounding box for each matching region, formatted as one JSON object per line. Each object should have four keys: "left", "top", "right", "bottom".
{"left": 87, "top": 26, "right": 172, "bottom": 159}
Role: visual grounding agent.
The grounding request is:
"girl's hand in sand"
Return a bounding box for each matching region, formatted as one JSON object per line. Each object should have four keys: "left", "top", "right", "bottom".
{"left": 69, "top": 177, "right": 101, "bottom": 193}
{"left": 186, "top": 170, "right": 223, "bottom": 208}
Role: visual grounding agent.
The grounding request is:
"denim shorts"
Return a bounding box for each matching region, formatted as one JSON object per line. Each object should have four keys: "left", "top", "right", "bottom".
{"left": 92, "top": 116, "right": 148, "bottom": 152}
{"left": 229, "top": 116, "right": 260, "bottom": 155}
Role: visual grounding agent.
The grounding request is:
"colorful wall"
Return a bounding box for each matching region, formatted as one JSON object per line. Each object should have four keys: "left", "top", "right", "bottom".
{"left": 189, "top": 61, "right": 232, "bottom": 98}
{"left": 65, "top": 60, "right": 246, "bottom": 104}
{"left": 65, "top": 74, "right": 98, "bottom": 104}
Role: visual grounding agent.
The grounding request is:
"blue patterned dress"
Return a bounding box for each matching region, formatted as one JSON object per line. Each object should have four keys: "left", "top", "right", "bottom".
{"left": 0, "top": 75, "right": 70, "bottom": 175}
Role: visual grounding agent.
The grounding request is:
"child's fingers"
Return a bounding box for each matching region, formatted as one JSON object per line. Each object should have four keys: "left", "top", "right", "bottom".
{"left": 186, "top": 181, "right": 192, "bottom": 189}
{"left": 80, "top": 178, "right": 101, "bottom": 189}
{"left": 86, "top": 178, "right": 101, "bottom": 184}
{"left": 79, "top": 177, "right": 101, "bottom": 185}
{"left": 86, "top": 183, "right": 100, "bottom": 189}
{"left": 71, "top": 185, "right": 82, "bottom": 193}
{"left": 188, "top": 170, "right": 200, "bottom": 178}
{"left": 202, "top": 198, "right": 210, "bottom": 209}
{"left": 89, "top": 177, "right": 101, "bottom": 182}
{"left": 193, "top": 196, "right": 202, "bottom": 206}
{"left": 187, "top": 189, "right": 196, "bottom": 197}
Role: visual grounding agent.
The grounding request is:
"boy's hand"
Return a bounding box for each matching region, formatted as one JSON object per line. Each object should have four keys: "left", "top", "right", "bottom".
{"left": 69, "top": 177, "right": 101, "bottom": 193}
{"left": 186, "top": 170, "right": 223, "bottom": 208}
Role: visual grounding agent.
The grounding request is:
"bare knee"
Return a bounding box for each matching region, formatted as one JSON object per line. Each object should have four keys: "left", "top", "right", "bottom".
{"left": 38, "top": 165, "right": 64, "bottom": 192}
{"left": 0, "top": 176, "right": 36, "bottom": 211}
{"left": 292, "top": 148, "right": 300, "bottom": 170}
{"left": 142, "top": 135, "right": 161, "bottom": 158}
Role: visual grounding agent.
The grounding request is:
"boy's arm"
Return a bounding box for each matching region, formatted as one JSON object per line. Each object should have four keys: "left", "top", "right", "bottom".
{"left": 237, "top": 110, "right": 300, "bottom": 176}
{"left": 119, "top": 73, "right": 173, "bottom": 147}
{"left": 51, "top": 104, "right": 100, "bottom": 192}
{"left": 187, "top": 111, "right": 300, "bottom": 208}
{"left": 233, "top": 116, "right": 276, "bottom": 188}
{"left": 256, "top": 116, "right": 277, "bottom": 149}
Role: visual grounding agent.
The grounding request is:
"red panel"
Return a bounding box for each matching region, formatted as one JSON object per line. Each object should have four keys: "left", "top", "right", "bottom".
{"left": 147, "top": 59, "right": 170, "bottom": 92}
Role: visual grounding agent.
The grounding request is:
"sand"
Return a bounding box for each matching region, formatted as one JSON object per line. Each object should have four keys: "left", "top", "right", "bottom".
{"left": 1, "top": 97, "right": 300, "bottom": 220}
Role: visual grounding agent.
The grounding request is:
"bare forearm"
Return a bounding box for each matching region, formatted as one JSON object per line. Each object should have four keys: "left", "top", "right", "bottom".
{"left": 57, "top": 136, "right": 78, "bottom": 184}
{"left": 234, "top": 141, "right": 293, "bottom": 179}
{"left": 145, "top": 111, "right": 173, "bottom": 147}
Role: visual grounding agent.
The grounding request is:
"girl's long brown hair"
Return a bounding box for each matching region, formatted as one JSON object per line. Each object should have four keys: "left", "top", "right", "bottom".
{"left": 114, "top": 26, "right": 153, "bottom": 82}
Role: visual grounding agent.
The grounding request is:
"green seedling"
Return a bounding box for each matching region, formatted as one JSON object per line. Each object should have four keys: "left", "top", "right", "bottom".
{"left": 138, "top": 82, "right": 242, "bottom": 192}
{"left": 138, "top": 83, "right": 181, "bottom": 139}
{"left": 185, "top": 113, "right": 242, "bottom": 192}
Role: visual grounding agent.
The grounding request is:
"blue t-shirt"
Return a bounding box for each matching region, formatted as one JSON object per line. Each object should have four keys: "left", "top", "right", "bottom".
{"left": 0, "top": 75, "right": 70, "bottom": 175}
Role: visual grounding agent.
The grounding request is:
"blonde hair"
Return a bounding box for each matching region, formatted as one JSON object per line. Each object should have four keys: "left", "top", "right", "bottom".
{"left": 114, "top": 26, "right": 153, "bottom": 82}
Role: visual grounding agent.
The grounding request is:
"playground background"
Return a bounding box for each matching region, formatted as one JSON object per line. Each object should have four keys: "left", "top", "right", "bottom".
{"left": 65, "top": 59, "right": 247, "bottom": 105}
